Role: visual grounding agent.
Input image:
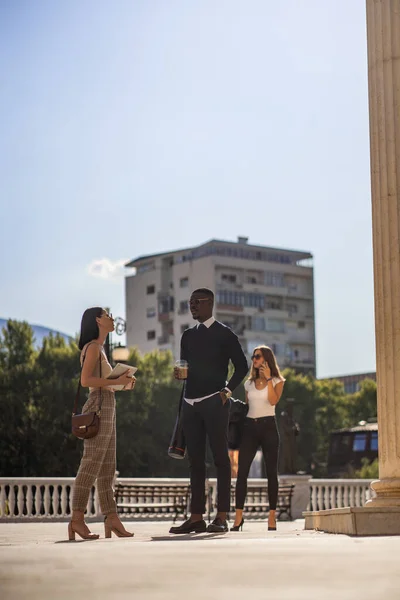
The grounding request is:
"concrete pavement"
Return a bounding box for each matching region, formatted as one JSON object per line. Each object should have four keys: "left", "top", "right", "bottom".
{"left": 1, "top": 520, "right": 400, "bottom": 600}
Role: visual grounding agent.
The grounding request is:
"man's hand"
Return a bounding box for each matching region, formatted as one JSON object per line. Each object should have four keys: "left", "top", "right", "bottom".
{"left": 219, "top": 390, "right": 229, "bottom": 405}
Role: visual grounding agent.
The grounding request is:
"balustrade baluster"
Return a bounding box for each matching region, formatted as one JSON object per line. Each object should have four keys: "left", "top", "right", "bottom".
{"left": 349, "top": 484, "right": 355, "bottom": 506}
{"left": 343, "top": 485, "right": 349, "bottom": 506}
{"left": 26, "top": 484, "right": 33, "bottom": 517}
{"left": 9, "top": 485, "right": 16, "bottom": 517}
{"left": 0, "top": 484, "right": 7, "bottom": 517}
{"left": 61, "top": 485, "right": 68, "bottom": 516}
{"left": 17, "top": 485, "right": 25, "bottom": 517}
{"left": 43, "top": 485, "right": 51, "bottom": 516}
{"left": 317, "top": 486, "right": 324, "bottom": 511}
{"left": 337, "top": 485, "right": 342, "bottom": 508}
{"left": 324, "top": 486, "right": 330, "bottom": 510}
{"left": 311, "top": 486, "right": 317, "bottom": 511}
{"left": 52, "top": 485, "right": 59, "bottom": 517}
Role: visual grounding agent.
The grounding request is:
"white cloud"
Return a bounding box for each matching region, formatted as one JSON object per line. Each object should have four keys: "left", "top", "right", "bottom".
{"left": 87, "top": 258, "right": 134, "bottom": 280}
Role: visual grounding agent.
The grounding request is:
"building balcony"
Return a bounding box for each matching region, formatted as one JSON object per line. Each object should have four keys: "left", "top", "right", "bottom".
{"left": 158, "top": 312, "right": 174, "bottom": 323}
{"left": 158, "top": 335, "right": 175, "bottom": 351}
{"left": 289, "top": 357, "right": 315, "bottom": 368}
{"left": 216, "top": 303, "right": 244, "bottom": 312}
{"left": 286, "top": 286, "right": 313, "bottom": 299}
{"left": 288, "top": 332, "right": 315, "bottom": 344}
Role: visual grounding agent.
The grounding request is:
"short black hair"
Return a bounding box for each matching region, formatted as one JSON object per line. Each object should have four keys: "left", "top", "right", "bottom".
{"left": 192, "top": 288, "right": 214, "bottom": 301}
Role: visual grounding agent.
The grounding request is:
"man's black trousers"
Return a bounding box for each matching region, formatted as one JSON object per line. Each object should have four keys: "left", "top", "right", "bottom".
{"left": 182, "top": 394, "right": 231, "bottom": 514}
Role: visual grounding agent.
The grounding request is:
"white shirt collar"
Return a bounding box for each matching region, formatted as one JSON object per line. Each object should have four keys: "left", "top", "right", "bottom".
{"left": 197, "top": 316, "right": 215, "bottom": 329}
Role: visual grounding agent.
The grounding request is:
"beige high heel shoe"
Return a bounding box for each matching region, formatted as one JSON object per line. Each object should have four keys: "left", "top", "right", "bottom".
{"left": 104, "top": 513, "right": 134, "bottom": 538}
{"left": 68, "top": 511, "right": 99, "bottom": 541}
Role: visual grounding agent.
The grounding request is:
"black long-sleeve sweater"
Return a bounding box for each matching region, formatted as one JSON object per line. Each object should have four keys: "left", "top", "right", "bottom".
{"left": 180, "top": 320, "right": 249, "bottom": 399}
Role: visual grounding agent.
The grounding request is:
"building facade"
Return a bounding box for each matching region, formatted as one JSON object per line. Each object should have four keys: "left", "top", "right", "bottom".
{"left": 125, "top": 237, "right": 316, "bottom": 374}
{"left": 322, "top": 372, "right": 376, "bottom": 395}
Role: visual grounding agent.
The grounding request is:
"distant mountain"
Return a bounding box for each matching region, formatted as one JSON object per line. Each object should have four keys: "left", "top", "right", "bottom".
{"left": 0, "top": 318, "right": 72, "bottom": 349}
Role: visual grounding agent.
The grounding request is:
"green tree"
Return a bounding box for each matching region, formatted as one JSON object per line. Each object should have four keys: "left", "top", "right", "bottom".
{"left": 346, "top": 379, "right": 377, "bottom": 425}
{"left": 0, "top": 320, "right": 37, "bottom": 475}
{"left": 29, "top": 334, "right": 82, "bottom": 475}
{"left": 115, "top": 348, "right": 188, "bottom": 477}
{"left": 352, "top": 457, "right": 379, "bottom": 479}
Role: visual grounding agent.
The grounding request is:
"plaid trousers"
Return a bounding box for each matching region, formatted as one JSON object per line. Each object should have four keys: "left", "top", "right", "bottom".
{"left": 72, "top": 388, "right": 117, "bottom": 514}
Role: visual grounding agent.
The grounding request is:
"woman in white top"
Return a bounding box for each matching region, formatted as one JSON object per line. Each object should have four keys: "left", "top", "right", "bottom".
{"left": 70, "top": 307, "right": 136, "bottom": 541}
{"left": 232, "top": 345, "right": 285, "bottom": 532}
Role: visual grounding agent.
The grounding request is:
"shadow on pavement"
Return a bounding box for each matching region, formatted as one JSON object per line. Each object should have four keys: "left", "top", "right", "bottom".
{"left": 149, "top": 533, "right": 227, "bottom": 542}
{"left": 54, "top": 539, "right": 98, "bottom": 544}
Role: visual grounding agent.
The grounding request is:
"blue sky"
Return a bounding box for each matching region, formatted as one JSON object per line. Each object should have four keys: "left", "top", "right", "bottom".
{"left": 0, "top": 0, "right": 374, "bottom": 378}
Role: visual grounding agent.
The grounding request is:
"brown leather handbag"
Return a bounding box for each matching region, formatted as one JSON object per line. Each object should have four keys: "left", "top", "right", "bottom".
{"left": 71, "top": 345, "right": 103, "bottom": 440}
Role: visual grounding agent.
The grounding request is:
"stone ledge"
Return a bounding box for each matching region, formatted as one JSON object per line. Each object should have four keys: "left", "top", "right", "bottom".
{"left": 303, "top": 506, "right": 400, "bottom": 536}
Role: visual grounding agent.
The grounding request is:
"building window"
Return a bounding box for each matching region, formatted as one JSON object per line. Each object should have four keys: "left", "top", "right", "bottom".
{"left": 179, "top": 300, "right": 189, "bottom": 314}
{"left": 147, "top": 330, "right": 156, "bottom": 340}
{"left": 159, "top": 296, "right": 174, "bottom": 314}
{"left": 221, "top": 273, "right": 237, "bottom": 283}
{"left": 146, "top": 307, "right": 156, "bottom": 318}
{"left": 246, "top": 275, "right": 257, "bottom": 284}
{"left": 137, "top": 262, "right": 155, "bottom": 274}
{"left": 344, "top": 381, "right": 359, "bottom": 394}
{"left": 180, "top": 277, "right": 189, "bottom": 288}
{"left": 147, "top": 285, "right": 155, "bottom": 295}
{"left": 181, "top": 324, "right": 189, "bottom": 334}
{"left": 370, "top": 432, "right": 378, "bottom": 451}
{"left": 353, "top": 433, "right": 367, "bottom": 452}
{"left": 216, "top": 290, "right": 265, "bottom": 309}
{"left": 265, "top": 297, "right": 282, "bottom": 310}
{"left": 265, "top": 272, "right": 284, "bottom": 287}
{"left": 251, "top": 316, "right": 265, "bottom": 331}
{"left": 286, "top": 303, "right": 298, "bottom": 314}
{"left": 266, "top": 318, "right": 285, "bottom": 333}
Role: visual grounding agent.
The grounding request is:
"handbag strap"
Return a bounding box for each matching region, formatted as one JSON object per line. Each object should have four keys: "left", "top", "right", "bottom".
{"left": 72, "top": 342, "right": 103, "bottom": 416}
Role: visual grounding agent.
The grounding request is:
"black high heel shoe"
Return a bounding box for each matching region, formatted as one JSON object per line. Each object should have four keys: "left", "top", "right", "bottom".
{"left": 230, "top": 518, "right": 244, "bottom": 532}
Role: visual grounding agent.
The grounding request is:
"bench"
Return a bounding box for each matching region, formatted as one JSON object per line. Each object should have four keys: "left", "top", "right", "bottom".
{"left": 229, "top": 482, "right": 295, "bottom": 520}
{"left": 115, "top": 483, "right": 191, "bottom": 522}
{"left": 115, "top": 481, "right": 214, "bottom": 522}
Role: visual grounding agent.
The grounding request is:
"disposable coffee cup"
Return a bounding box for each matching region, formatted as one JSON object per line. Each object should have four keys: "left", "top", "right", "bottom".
{"left": 175, "top": 360, "right": 188, "bottom": 380}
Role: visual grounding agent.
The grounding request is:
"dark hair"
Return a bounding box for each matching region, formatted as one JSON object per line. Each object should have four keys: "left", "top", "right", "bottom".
{"left": 192, "top": 288, "right": 214, "bottom": 302}
{"left": 78, "top": 307, "right": 103, "bottom": 350}
{"left": 249, "top": 345, "right": 282, "bottom": 381}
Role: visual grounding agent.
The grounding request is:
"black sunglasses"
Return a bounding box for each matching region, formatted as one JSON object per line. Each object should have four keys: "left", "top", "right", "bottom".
{"left": 252, "top": 353, "right": 263, "bottom": 360}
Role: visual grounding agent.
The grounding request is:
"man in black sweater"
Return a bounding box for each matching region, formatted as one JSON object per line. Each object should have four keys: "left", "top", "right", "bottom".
{"left": 170, "top": 288, "right": 248, "bottom": 534}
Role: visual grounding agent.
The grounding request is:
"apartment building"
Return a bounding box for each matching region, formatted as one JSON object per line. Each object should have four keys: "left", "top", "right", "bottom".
{"left": 321, "top": 372, "right": 376, "bottom": 394}
{"left": 125, "top": 237, "right": 316, "bottom": 375}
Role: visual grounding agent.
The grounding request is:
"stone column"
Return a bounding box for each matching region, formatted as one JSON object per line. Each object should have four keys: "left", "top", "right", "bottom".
{"left": 366, "top": 0, "right": 400, "bottom": 507}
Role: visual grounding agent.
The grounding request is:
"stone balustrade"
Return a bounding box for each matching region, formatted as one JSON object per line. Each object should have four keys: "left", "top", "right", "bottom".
{"left": 0, "top": 477, "right": 376, "bottom": 521}
{"left": 308, "top": 479, "right": 376, "bottom": 512}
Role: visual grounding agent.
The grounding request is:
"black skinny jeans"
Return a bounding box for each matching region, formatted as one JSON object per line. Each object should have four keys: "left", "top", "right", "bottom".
{"left": 235, "top": 416, "right": 280, "bottom": 510}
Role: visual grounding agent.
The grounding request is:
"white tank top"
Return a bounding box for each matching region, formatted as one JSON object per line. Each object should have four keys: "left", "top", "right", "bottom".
{"left": 80, "top": 342, "right": 112, "bottom": 391}
{"left": 244, "top": 377, "right": 285, "bottom": 418}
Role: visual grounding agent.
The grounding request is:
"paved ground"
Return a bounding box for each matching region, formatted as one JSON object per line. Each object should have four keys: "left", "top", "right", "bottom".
{"left": 1, "top": 520, "right": 400, "bottom": 600}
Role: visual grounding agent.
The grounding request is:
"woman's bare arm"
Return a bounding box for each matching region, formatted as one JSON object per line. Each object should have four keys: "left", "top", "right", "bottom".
{"left": 81, "top": 343, "right": 131, "bottom": 388}
{"left": 267, "top": 380, "right": 284, "bottom": 406}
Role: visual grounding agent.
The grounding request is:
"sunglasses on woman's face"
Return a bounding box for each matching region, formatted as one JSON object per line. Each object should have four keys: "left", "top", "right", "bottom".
{"left": 252, "top": 353, "right": 262, "bottom": 360}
